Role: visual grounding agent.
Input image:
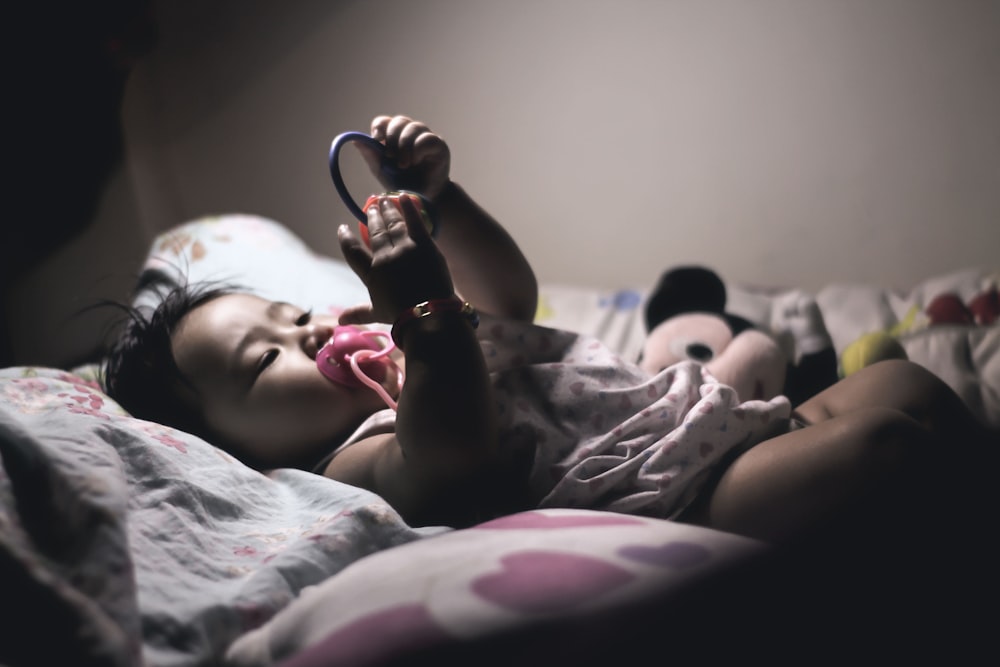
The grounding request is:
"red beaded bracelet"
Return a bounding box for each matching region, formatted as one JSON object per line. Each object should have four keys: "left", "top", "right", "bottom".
{"left": 390, "top": 298, "right": 480, "bottom": 346}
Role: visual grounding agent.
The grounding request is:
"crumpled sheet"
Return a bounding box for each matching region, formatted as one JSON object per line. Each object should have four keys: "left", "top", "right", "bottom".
{"left": 0, "top": 367, "right": 440, "bottom": 666}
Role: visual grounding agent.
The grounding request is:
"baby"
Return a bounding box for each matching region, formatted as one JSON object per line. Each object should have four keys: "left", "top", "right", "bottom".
{"left": 104, "top": 115, "right": 994, "bottom": 544}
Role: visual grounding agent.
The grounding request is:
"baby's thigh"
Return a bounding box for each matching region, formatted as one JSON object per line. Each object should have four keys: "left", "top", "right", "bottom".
{"left": 686, "top": 406, "right": 929, "bottom": 542}
{"left": 794, "top": 359, "right": 962, "bottom": 431}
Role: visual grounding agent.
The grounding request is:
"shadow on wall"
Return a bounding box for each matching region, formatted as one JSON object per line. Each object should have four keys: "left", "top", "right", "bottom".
{"left": 2, "top": 1, "right": 156, "bottom": 366}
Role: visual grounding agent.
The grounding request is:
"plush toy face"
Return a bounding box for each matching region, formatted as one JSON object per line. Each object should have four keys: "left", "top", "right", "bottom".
{"left": 640, "top": 312, "right": 787, "bottom": 401}
{"left": 640, "top": 313, "right": 734, "bottom": 373}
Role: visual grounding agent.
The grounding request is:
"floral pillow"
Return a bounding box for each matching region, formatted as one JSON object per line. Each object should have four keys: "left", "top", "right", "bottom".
{"left": 133, "top": 214, "right": 371, "bottom": 319}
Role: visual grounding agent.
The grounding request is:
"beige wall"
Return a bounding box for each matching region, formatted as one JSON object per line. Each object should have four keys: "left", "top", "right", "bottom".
{"left": 9, "top": 0, "right": 1000, "bottom": 366}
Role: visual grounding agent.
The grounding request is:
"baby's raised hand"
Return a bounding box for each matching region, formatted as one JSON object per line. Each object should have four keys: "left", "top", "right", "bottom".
{"left": 361, "top": 115, "right": 451, "bottom": 200}
{"left": 337, "top": 194, "right": 454, "bottom": 326}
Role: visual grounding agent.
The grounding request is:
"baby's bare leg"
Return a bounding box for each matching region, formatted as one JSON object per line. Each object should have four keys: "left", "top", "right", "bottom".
{"left": 681, "top": 360, "right": 995, "bottom": 656}
{"left": 683, "top": 404, "right": 992, "bottom": 658}
{"left": 687, "top": 360, "right": 992, "bottom": 541}
{"left": 795, "top": 359, "right": 992, "bottom": 447}
{"left": 683, "top": 406, "right": 928, "bottom": 542}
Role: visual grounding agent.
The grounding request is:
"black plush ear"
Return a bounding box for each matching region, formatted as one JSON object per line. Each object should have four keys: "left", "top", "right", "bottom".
{"left": 644, "top": 266, "right": 727, "bottom": 330}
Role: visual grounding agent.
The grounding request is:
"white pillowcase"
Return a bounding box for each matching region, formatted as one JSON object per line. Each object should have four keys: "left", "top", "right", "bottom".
{"left": 133, "top": 214, "right": 371, "bottom": 317}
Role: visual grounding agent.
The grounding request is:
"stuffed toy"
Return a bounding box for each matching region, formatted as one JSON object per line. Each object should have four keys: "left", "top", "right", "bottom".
{"left": 639, "top": 266, "right": 838, "bottom": 405}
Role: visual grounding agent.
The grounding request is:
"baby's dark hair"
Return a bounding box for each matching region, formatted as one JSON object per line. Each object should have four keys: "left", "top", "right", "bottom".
{"left": 102, "top": 272, "right": 240, "bottom": 442}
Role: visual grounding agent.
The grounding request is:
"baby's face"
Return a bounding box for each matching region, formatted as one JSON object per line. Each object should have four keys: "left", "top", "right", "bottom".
{"left": 170, "top": 293, "right": 397, "bottom": 467}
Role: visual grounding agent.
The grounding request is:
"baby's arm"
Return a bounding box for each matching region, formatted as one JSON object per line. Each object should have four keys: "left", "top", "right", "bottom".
{"left": 431, "top": 181, "right": 538, "bottom": 322}
{"left": 365, "top": 115, "right": 538, "bottom": 322}
{"left": 333, "top": 196, "right": 500, "bottom": 525}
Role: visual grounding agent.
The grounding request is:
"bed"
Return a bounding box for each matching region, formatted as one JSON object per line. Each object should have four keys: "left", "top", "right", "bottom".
{"left": 2, "top": 214, "right": 996, "bottom": 666}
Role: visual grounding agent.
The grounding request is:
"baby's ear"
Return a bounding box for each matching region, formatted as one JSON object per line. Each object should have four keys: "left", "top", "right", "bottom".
{"left": 644, "top": 266, "right": 727, "bottom": 330}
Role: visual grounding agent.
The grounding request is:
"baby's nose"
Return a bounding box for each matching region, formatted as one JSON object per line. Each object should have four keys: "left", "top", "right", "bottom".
{"left": 301, "top": 324, "right": 335, "bottom": 359}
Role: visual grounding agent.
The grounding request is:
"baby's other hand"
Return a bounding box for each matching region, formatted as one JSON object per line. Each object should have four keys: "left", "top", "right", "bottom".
{"left": 338, "top": 194, "right": 454, "bottom": 324}
{"left": 360, "top": 114, "right": 451, "bottom": 200}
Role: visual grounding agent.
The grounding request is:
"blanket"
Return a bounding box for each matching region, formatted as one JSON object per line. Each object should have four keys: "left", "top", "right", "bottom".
{"left": 0, "top": 367, "right": 766, "bottom": 666}
{"left": 0, "top": 367, "right": 440, "bottom": 666}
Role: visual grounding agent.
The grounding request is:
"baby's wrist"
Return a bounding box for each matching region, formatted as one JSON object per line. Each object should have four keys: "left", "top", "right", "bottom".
{"left": 429, "top": 180, "right": 457, "bottom": 205}
{"left": 391, "top": 298, "right": 479, "bottom": 347}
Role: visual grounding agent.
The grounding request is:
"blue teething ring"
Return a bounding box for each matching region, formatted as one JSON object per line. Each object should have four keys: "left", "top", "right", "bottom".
{"left": 328, "top": 131, "right": 408, "bottom": 222}
{"left": 328, "top": 131, "right": 437, "bottom": 238}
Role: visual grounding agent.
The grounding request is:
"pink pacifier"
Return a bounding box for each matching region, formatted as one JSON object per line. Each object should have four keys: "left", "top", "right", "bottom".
{"left": 316, "top": 325, "right": 403, "bottom": 410}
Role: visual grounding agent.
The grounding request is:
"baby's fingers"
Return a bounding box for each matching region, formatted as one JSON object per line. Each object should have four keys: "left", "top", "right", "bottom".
{"left": 338, "top": 303, "right": 376, "bottom": 325}
{"left": 393, "top": 121, "right": 432, "bottom": 168}
{"left": 365, "top": 198, "right": 410, "bottom": 252}
{"left": 370, "top": 115, "right": 392, "bottom": 138}
{"left": 337, "top": 223, "right": 373, "bottom": 279}
{"left": 398, "top": 193, "right": 434, "bottom": 245}
{"left": 410, "top": 129, "right": 447, "bottom": 165}
{"left": 374, "top": 115, "right": 412, "bottom": 155}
